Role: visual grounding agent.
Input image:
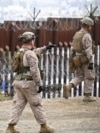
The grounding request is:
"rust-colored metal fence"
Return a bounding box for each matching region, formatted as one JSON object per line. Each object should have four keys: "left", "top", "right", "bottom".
{"left": 0, "top": 17, "right": 100, "bottom": 53}
{"left": 0, "top": 18, "right": 100, "bottom": 98}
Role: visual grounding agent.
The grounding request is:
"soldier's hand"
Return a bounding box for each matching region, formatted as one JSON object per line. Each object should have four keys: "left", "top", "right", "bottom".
{"left": 46, "top": 44, "right": 56, "bottom": 50}
{"left": 38, "top": 86, "right": 43, "bottom": 93}
{"left": 88, "top": 63, "right": 94, "bottom": 70}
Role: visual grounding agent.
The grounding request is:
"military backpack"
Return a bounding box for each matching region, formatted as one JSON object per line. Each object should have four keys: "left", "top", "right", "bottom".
{"left": 72, "top": 30, "right": 86, "bottom": 53}
{"left": 12, "top": 50, "right": 27, "bottom": 73}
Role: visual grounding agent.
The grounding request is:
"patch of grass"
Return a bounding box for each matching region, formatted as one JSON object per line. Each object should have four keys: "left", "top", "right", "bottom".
{"left": 0, "top": 93, "right": 13, "bottom": 101}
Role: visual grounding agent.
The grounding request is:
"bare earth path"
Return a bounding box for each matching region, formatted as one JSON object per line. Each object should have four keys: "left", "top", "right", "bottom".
{"left": 0, "top": 97, "right": 100, "bottom": 133}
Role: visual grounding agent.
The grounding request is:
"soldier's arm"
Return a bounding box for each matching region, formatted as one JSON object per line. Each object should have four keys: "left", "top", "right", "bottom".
{"left": 82, "top": 33, "right": 93, "bottom": 63}
{"left": 34, "top": 44, "right": 56, "bottom": 56}
{"left": 26, "top": 51, "right": 42, "bottom": 86}
{"left": 34, "top": 46, "right": 46, "bottom": 56}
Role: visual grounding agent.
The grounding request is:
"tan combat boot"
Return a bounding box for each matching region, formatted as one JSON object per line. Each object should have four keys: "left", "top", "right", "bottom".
{"left": 83, "top": 93, "right": 96, "bottom": 102}
{"left": 6, "top": 124, "right": 20, "bottom": 133}
{"left": 63, "top": 83, "right": 74, "bottom": 99}
{"left": 39, "top": 124, "right": 54, "bottom": 133}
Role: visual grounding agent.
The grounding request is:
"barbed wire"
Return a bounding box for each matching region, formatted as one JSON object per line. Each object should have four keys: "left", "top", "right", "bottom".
{"left": 1, "top": 18, "right": 80, "bottom": 31}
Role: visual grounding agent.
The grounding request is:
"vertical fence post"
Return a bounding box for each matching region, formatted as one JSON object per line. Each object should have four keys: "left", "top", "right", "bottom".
{"left": 96, "top": 45, "right": 100, "bottom": 97}
{"left": 55, "top": 47, "right": 59, "bottom": 85}
{"left": 40, "top": 44, "right": 100, "bottom": 99}
{"left": 99, "top": 45, "right": 100, "bottom": 97}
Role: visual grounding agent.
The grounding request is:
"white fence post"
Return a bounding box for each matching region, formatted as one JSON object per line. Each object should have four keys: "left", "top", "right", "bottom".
{"left": 40, "top": 45, "right": 100, "bottom": 98}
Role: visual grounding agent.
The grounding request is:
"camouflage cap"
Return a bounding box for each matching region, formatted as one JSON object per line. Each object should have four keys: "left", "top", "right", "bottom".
{"left": 80, "top": 17, "right": 94, "bottom": 26}
{"left": 18, "top": 31, "right": 36, "bottom": 43}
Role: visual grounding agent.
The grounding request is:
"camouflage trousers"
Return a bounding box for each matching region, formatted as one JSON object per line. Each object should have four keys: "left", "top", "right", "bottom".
{"left": 8, "top": 80, "right": 47, "bottom": 125}
{"left": 70, "top": 63, "right": 95, "bottom": 94}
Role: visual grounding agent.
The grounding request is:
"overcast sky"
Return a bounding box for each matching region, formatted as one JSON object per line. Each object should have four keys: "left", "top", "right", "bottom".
{"left": 0, "top": 0, "right": 99, "bottom": 23}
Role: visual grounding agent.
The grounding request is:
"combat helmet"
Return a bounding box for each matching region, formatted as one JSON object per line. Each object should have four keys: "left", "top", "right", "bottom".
{"left": 18, "top": 31, "right": 36, "bottom": 43}
{"left": 80, "top": 17, "right": 94, "bottom": 26}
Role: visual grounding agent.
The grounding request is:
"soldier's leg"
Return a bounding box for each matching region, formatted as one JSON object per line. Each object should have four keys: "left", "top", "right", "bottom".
{"left": 63, "top": 83, "right": 74, "bottom": 98}
{"left": 21, "top": 81, "right": 54, "bottom": 133}
{"left": 83, "top": 80, "right": 96, "bottom": 102}
{"left": 63, "top": 68, "right": 84, "bottom": 99}
{"left": 24, "top": 89, "right": 54, "bottom": 133}
{"left": 83, "top": 66, "right": 96, "bottom": 102}
{"left": 6, "top": 87, "right": 27, "bottom": 133}
{"left": 6, "top": 124, "right": 20, "bottom": 133}
{"left": 29, "top": 94, "right": 54, "bottom": 133}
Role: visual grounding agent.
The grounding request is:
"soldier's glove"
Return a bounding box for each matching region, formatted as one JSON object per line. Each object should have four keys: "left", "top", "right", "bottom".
{"left": 46, "top": 44, "right": 56, "bottom": 50}
{"left": 88, "top": 63, "right": 94, "bottom": 70}
{"left": 38, "top": 86, "right": 43, "bottom": 93}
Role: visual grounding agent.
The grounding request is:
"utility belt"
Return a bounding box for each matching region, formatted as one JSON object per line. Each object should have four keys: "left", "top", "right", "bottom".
{"left": 69, "top": 52, "right": 89, "bottom": 73}
{"left": 73, "top": 53, "right": 89, "bottom": 68}
{"left": 14, "top": 73, "right": 33, "bottom": 81}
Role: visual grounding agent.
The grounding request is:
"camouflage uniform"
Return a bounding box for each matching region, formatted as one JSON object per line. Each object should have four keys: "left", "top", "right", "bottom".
{"left": 8, "top": 47, "right": 47, "bottom": 125}
{"left": 70, "top": 29, "right": 95, "bottom": 94}
{"left": 63, "top": 17, "right": 96, "bottom": 102}
{"left": 6, "top": 31, "right": 55, "bottom": 133}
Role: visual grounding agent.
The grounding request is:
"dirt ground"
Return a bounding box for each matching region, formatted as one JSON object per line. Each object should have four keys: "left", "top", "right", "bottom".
{"left": 0, "top": 96, "right": 100, "bottom": 133}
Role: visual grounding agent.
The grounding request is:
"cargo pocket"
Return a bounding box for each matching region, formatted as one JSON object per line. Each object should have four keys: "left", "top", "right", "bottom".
{"left": 69, "top": 59, "right": 76, "bottom": 73}
{"left": 80, "top": 55, "right": 89, "bottom": 64}
{"left": 73, "top": 56, "right": 82, "bottom": 67}
{"left": 87, "top": 70, "right": 95, "bottom": 80}
{"left": 31, "top": 94, "right": 42, "bottom": 106}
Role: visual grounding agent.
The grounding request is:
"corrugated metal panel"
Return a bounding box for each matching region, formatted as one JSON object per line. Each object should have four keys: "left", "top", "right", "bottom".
{"left": 0, "top": 28, "right": 8, "bottom": 48}
{"left": 95, "top": 19, "right": 100, "bottom": 44}
{"left": 0, "top": 18, "right": 100, "bottom": 52}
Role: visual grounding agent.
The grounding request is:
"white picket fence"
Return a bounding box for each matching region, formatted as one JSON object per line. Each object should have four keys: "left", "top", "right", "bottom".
{"left": 39, "top": 45, "right": 100, "bottom": 98}
{"left": 0, "top": 45, "right": 100, "bottom": 99}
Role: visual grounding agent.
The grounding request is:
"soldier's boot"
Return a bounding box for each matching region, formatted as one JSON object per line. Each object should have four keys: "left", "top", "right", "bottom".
{"left": 39, "top": 124, "right": 54, "bottom": 133}
{"left": 83, "top": 93, "right": 96, "bottom": 102}
{"left": 63, "top": 83, "right": 74, "bottom": 99}
{"left": 6, "top": 124, "right": 20, "bottom": 133}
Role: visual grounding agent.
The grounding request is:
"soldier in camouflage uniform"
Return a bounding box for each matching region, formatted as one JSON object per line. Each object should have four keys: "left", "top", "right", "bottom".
{"left": 6, "top": 31, "right": 55, "bottom": 133}
{"left": 63, "top": 17, "right": 96, "bottom": 102}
